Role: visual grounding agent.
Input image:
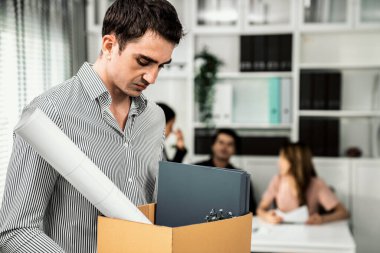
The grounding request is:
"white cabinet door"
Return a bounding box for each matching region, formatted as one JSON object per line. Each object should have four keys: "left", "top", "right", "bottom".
{"left": 355, "top": 0, "right": 380, "bottom": 28}
{"left": 299, "top": 0, "right": 353, "bottom": 31}
{"left": 352, "top": 160, "right": 380, "bottom": 253}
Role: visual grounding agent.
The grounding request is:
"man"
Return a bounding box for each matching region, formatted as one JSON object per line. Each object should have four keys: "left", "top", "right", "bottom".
{"left": 196, "top": 129, "right": 257, "bottom": 214}
{"left": 0, "top": 0, "right": 183, "bottom": 252}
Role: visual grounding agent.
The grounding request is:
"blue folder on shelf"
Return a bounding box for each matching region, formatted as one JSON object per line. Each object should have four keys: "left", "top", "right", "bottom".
{"left": 156, "top": 161, "right": 251, "bottom": 227}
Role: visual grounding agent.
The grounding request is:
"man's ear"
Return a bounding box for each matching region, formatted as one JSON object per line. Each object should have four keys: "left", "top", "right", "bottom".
{"left": 101, "top": 34, "right": 116, "bottom": 59}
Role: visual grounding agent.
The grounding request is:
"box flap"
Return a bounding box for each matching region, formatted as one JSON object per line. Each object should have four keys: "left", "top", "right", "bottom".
{"left": 97, "top": 216, "right": 172, "bottom": 253}
{"left": 171, "top": 213, "right": 253, "bottom": 253}
{"left": 138, "top": 203, "right": 156, "bottom": 223}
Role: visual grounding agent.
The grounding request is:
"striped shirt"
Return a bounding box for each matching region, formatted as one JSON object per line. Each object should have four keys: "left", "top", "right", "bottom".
{"left": 0, "top": 62, "right": 165, "bottom": 253}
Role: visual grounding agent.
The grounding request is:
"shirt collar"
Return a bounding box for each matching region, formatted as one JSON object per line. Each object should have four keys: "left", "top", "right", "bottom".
{"left": 76, "top": 62, "right": 148, "bottom": 116}
{"left": 76, "top": 62, "right": 108, "bottom": 100}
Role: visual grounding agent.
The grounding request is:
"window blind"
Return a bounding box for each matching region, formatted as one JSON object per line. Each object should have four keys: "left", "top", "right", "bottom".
{"left": 0, "top": 0, "right": 73, "bottom": 206}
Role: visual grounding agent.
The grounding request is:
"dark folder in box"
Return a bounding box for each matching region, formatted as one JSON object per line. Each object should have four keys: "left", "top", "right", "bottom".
{"left": 156, "top": 161, "right": 250, "bottom": 227}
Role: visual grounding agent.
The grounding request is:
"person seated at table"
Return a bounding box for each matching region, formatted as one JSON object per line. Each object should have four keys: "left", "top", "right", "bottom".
{"left": 257, "top": 142, "right": 349, "bottom": 225}
{"left": 195, "top": 128, "right": 257, "bottom": 214}
{"left": 157, "top": 102, "right": 187, "bottom": 163}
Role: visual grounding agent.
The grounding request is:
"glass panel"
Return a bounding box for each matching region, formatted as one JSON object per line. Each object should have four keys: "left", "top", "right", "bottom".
{"left": 197, "top": 0, "right": 238, "bottom": 26}
{"left": 248, "top": 0, "right": 291, "bottom": 25}
{"left": 303, "top": 0, "right": 347, "bottom": 24}
{"left": 360, "top": 0, "right": 380, "bottom": 23}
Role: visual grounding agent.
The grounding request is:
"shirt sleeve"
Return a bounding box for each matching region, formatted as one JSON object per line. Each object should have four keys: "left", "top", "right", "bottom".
{"left": 171, "top": 147, "right": 187, "bottom": 163}
{"left": 0, "top": 102, "right": 65, "bottom": 252}
{"left": 261, "top": 175, "right": 280, "bottom": 205}
{"left": 317, "top": 179, "right": 339, "bottom": 212}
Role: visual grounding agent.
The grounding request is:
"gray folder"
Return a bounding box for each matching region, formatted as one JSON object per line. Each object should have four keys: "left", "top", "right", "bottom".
{"left": 156, "top": 161, "right": 250, "bottom": 227}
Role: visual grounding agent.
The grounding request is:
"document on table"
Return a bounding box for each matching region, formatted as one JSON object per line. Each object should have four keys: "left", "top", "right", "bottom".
{"left": 275, "top": 205, "right": 309, "bottom": 223}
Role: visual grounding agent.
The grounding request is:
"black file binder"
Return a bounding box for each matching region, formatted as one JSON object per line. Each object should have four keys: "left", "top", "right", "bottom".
{"left": 156, "top": 161, "right": 250, "bottom": 227}
{"left": 279, "top": 34, "right": 292, "bottom": 71}
{"left": 325, "top": 119, "right": 340, "bottom": 156}
{"left": 267, "top": 35, "right": 280, "bottom": 71}
{"left": 299, "top": 117, "right": 340, "bottom": 157}
{"left": 240, "top": 35, "right": 252, "bottom": 72}
{"left": 312, "top": 73, "right": 327, "bottom": 110}
{"left": 300, "top": 73, "right": 313, "bottom": 110}
{"left": 253, "top": 35, "right": 266, "bottom": 71}
{"left": 327, "top": 73, "right": 342, "bottom": 110}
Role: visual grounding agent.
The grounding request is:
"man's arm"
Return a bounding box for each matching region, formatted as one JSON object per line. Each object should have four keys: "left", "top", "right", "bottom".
{"left": 0, "top": 100, "right": 66, "bottom": 252}
{"left": 0, "top": 133, "right": 65, "bottom": 252}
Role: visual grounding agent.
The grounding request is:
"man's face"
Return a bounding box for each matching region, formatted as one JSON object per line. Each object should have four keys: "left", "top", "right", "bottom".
{"left": 212, "top": 133, "right": 236, "bottom": 161}
{"left": 105, "top": 30, "right": 175, "bottom": 97}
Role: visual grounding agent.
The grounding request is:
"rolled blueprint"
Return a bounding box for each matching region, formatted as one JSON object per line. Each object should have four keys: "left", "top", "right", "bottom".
{"left": 14, "top": 108, "right": 152, "bottom": 224}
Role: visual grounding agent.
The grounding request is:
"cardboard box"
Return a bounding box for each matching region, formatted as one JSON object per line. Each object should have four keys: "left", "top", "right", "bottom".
{"left": 98, "top": 203, "right": 252, "bottom": 253}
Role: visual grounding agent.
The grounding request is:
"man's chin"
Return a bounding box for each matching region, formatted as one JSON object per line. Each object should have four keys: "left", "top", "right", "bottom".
{"left": 215, "top": 155, "right": 230, "bottom": 162}
{"left": 126, "top": 90, "right": 143, "bottom": 97}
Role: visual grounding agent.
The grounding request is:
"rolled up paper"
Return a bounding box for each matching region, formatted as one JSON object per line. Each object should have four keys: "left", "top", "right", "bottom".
{"left": 14, "top": 108, "right": 152, "bottom": 224}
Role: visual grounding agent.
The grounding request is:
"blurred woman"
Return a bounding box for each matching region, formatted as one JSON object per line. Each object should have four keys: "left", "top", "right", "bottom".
{"left": 157, "top": 103, "right": 187, "bottom": 163}
{"left": 257, "top": 142, "right": 349, "bottom": 224}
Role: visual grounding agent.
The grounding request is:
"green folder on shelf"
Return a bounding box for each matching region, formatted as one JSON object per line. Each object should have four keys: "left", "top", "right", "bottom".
{"left": 269, "top": 77, "right": 281, "bottom": 124}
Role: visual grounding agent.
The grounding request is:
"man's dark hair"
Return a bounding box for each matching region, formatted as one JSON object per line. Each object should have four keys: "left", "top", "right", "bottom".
{"left": 157, "top": 102, "right": 175, "bottom": 123}
{"left": 212, "top": 129, "right": 240, "bottom": 149}
{"left": 102, "top": 0, "right": 184, "bottom": 51}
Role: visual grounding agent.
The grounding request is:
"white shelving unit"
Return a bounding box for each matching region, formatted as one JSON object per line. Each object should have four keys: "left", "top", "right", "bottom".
{"left": 85, "top": 0, "right": 380, "bottom": 160}
{"left": 85, "top": 1, "right": 380, "bottom": 251}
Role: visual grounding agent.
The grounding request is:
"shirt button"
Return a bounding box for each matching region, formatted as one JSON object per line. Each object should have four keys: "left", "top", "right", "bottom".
{"left": 128, "top": 177, "right": 133, "bottom": 183}
{"left": 124, "top": 142, "right": 129, "bottom": 148}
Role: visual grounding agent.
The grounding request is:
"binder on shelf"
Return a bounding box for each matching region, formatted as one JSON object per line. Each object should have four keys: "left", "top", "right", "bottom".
{"left": 240, "top": 136, "right": 289, "bottom": 155}
{"left": 325, "top": 119, "right": 340, "bottom": 157}
{"left": 300, "top": 73, "right": 313, "bottom": 110}
{"left": 299, "top": 118, "right": 313, "bottom": 152}
{"left": 279, "top": 34, "right": 292, "bottom": 71}
{"left": 239, "top": 34, "right": 292, "bottom": 72}
{"left": 212, "top": 83, "right": 232, "bottom": 124}
{"left": 326, "top": 72, "right": 342, "bottom": 110}
{"left": 312, "top": 73, "right": 326, "bottom": 110}
{"left": 253, "top": 35, "right": 266, "bottom": 71}
{"left": 299, "top": 117, "right": 340, "bottom": 157}
{"left": 269, "top": 77, "right": 281, "bottom": 124}
{"left": 300, "top": 71, "right": 342, "bottom": 110}
{"left": 194, "top": 128, "right": 213, "bottom": 155}
{"left": 266, "top": 35, "right": 280, "bottom": 71}
{"left": 240, "top": 36, "right": 252, "bottom": 72}
{"left": 156, "top": 161, "right": 250, "bottom": 227}
{"left": 281, "top": 78, "right": 292, "bottom": 124}
{"left": 312, "top": 119, "right": 326, "bottom": 156}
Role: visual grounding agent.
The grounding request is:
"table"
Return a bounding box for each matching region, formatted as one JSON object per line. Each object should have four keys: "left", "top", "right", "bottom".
{"left": 251, "top": 217, "right": 356, "bottom": 253}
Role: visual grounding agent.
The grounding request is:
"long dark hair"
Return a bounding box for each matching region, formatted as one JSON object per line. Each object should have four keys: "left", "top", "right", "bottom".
{"left": 280, "top": 142, "right": 317, "bottom": 205}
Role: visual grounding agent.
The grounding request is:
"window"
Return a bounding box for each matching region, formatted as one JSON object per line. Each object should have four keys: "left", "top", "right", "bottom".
{"left": 0, "top": 0, "right": 74, "bottom": 206}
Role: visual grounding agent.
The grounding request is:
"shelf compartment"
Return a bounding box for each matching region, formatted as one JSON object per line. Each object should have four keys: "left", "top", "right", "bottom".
{"left": 194, "top": 122, "right": 292, "bottom": 129}
{"left": 217, "top": 72, "right": 293, "bottom": 79}
{"left": 299, "top": 110, "right": 380, "bottom": 118}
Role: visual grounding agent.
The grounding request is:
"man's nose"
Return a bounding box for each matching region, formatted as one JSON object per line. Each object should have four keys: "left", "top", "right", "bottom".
{"left": 143, "top": 67, "right": 159, "bottom": 84}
